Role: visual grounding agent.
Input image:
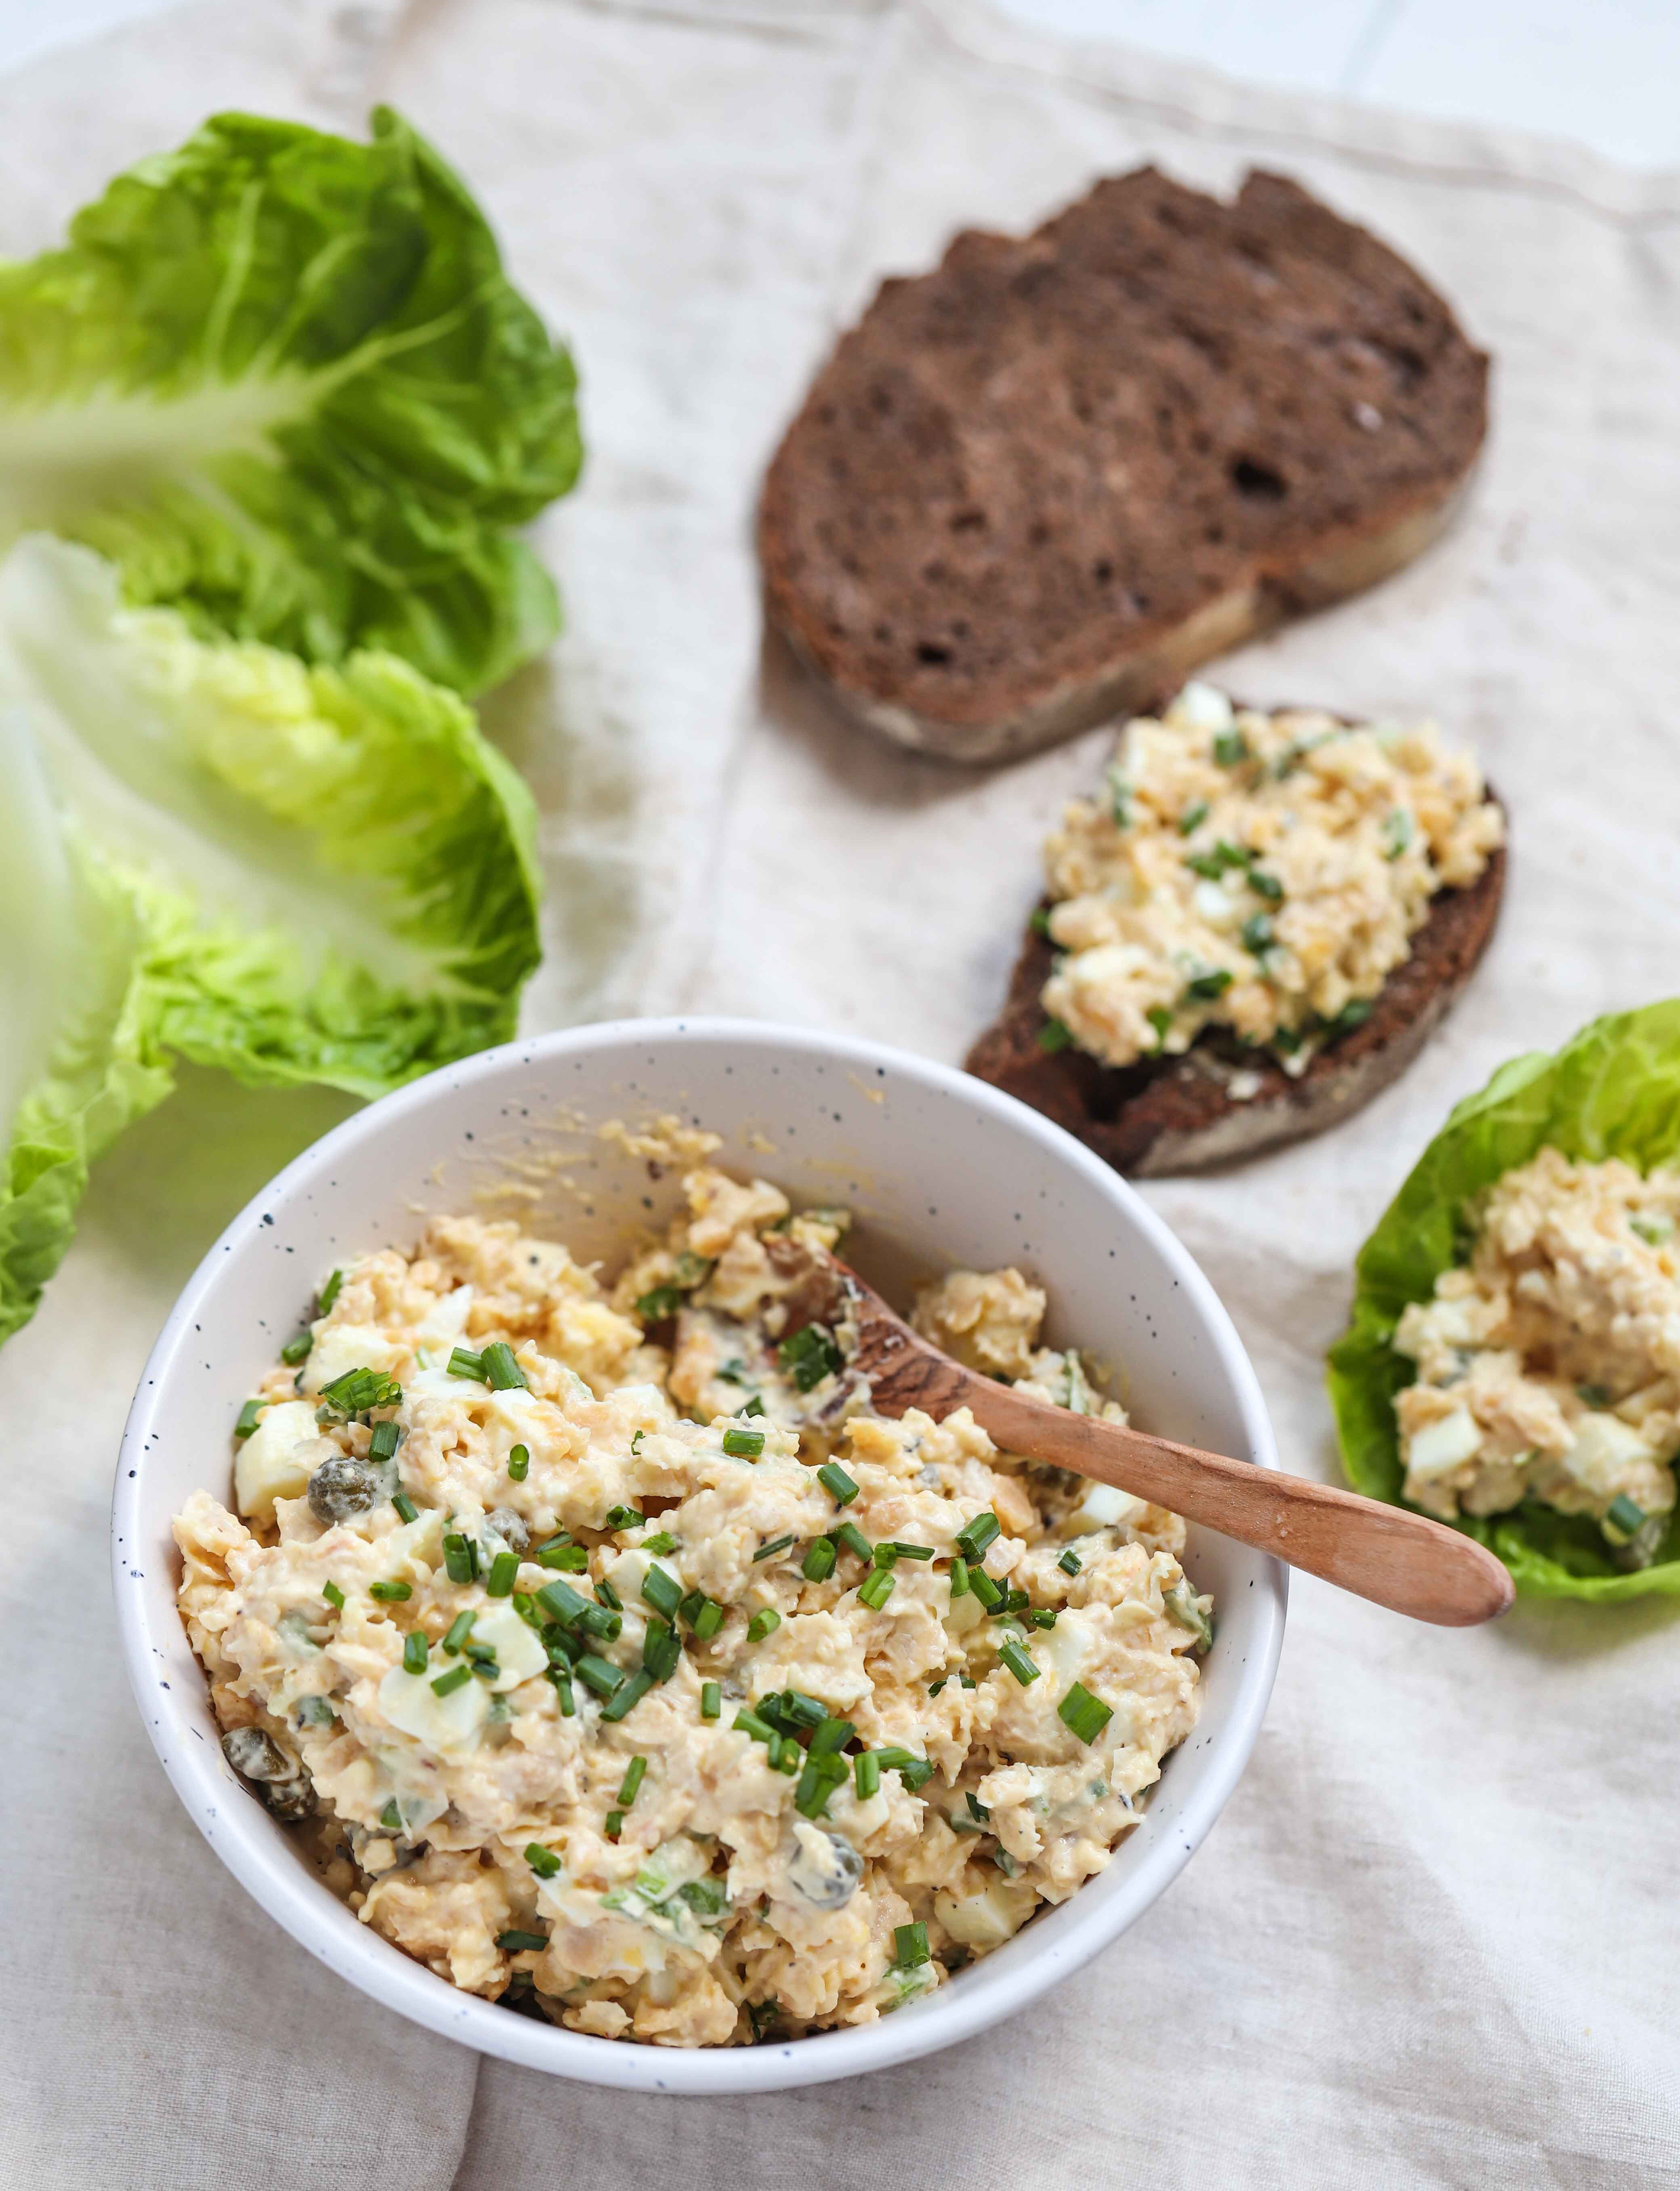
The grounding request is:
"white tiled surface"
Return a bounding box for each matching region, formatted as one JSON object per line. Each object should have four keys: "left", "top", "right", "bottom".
{"left": 1, "top": 0, "right": 1676, "bottom": 168}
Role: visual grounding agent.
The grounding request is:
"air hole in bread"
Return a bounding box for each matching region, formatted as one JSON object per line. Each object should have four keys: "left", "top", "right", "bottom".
{"left": 1230, "top": 456, "right": 1287, "bottom": 501}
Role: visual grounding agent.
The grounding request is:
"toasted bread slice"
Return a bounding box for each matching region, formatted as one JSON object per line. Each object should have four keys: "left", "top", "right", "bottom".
{"left": 759, "top": 168, "right": 1489, "bottom": 764}
{"left": 966, "top": 806, "right": 1506, "bottom": 1176}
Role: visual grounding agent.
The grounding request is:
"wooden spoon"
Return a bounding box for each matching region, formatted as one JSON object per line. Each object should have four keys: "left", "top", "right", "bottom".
{"left": 832, "top": 1262, "right": 1514, "bottom": 1628}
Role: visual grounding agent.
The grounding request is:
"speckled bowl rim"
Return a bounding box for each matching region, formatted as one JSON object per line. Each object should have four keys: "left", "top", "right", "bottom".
{"left": 113, "top": 1017, "right": 1286, "bottom": 2094}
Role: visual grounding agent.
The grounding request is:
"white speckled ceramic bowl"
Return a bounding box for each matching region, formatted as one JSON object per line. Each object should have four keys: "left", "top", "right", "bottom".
{"left": 114, "top": 1018, "right": 1285, "bottom": 2093}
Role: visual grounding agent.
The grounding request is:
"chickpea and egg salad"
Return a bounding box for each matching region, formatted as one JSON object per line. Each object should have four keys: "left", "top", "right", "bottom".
{"left": 1038, "top": 681, "right": 1502, "bottom": 1078}
{"left": 1393, "top": 1148, "right": 1680, "bottom": 1566}
{"left": 174, "top": 1164, "right": 1211, "bottom": 2047}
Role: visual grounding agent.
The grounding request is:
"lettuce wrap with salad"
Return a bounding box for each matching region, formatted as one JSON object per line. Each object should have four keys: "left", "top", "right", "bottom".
{"left": 1327, "top": 1001, "right": 1680, "bottom": 1601}
{"left": 0, "top": 109, "right": 580, "bottom": 1344}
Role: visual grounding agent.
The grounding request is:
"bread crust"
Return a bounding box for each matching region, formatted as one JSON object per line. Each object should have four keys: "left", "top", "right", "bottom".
{"left": 964, "top": 809, "right": 1507, "bottom": 1176}
{"left": 760, "top": 168, "right": 1489, "bottom": 765}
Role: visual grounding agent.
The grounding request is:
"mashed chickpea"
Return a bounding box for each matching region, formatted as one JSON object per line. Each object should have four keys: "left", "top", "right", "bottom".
{"left": 175, "top": 1167, "right": 1209, "bottom": 2046}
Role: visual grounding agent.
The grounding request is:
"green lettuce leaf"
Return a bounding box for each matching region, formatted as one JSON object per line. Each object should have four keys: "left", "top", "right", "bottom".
{"left": 0, "top": 105, "right": 580, "bottom": 695}
{"left": 0, "top": 535, "right": 542, "bottom": 1340}
{"left": 1327, "top": 1001, "right": 1680, "bottom": 1600}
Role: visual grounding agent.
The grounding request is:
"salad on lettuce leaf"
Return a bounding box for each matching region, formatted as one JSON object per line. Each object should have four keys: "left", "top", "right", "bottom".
{"left": 0, "top": 105, "right": 580, "bottom": 696}
{"left": 0, "top": 535, "right": 541, "bottom": 1345}
{"left": 1327, "top": 1002, "right": 1680, "bottom": 1601}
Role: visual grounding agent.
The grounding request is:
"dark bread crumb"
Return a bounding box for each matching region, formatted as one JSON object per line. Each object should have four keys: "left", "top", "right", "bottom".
{"left": 965, "top": 804, "right": 1506, "bottom": 1175}
{"left": 760, "top": 168, "right": 1489, "bottom": 763}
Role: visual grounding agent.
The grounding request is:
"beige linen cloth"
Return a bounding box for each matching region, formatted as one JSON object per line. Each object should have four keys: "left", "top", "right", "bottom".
{"left": 2, "top": 2, "right": 1678, "bottom": 2183}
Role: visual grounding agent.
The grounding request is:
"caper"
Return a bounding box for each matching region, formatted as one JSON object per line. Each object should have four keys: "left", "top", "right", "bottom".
{"left": 785, "top": 1827, "right": 864, "bottom": 1909}
{"left": 221, "top": 1727, "right": 317, "bottom": 1820}
{"left": 307, "top": 1453, "right": 385, "bottom": 1524}
{"left": 485, "top": 1506, "right": 530, "bottom": 1554}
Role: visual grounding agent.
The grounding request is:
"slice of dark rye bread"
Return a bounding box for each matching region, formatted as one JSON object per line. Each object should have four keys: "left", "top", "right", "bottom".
{"left": 758, "top": 168, "right": 1489, "bottom": 765}
{"left": 964, "top": 801, "right": 1506, "bottom": 1176}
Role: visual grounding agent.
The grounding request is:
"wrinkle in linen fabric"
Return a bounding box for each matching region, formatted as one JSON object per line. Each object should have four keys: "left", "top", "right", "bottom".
{"left": 0, "top": 4, "right": 1675, "bottom": 2189}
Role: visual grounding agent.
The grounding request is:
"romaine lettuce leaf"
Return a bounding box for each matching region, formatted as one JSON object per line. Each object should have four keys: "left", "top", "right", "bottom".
{"left": 1327, "top": 1001, "right": 1680, "bottom": 1599}
{"left": 0, "top": 535, "right": 542, "bottom": 1341}
{"left": 0, "top": 106, "right": 580, "bottom": 696}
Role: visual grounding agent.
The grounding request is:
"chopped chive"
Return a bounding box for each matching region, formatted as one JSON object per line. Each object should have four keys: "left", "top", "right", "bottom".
{"left": 576, "top": 1604, "right": 622, "bottom": 1642}
{"left": 968, "top": 1567, "right": 1002, "bottom": 1611}
{"left": 1178, "top": 799, "right": 1209, "bottom": 835}
{"left": 442, "top": 1610, "right": 476, "bottom": 1654}
{"left": 1058, "top": 1681, "right": 1113, "bottom": 1744}
{"left": 630, "top": 1431, "right": 645, "bottom": 1454}
{"left": 1577, "top": 1383, "right": 1613, "bottom": 1409}
{"left": 998, "top": 1640, "right": 1040, "bottom": 1686}
{"left": 854, "top": 1750, "right": 880, "bottom": 1800}
{"left": 447, "top": 1347, "right": 486, "bottom": 1381}
{"left": 1329, "top": 997, "right": 1374, "bottom": 1035}
{"left": 898, "top": 1759, "right": 934, "bottom": 1792}
{"left": 1147, "top": 1005, "right": 1174, "bottom": 1048}
{"left": 955, "top": 1512, "right": 1000, "bottom": 1561}
{"left": 802, "top": 1537, "right": 837, "bottom": 1583}
{"left": 551, "top": 1671, "right": 575, "bottom": 1716}
{"left": 774, "top": 1740, "right": 801, "bottom": 1775}
{"left": 769, "top": 1689, "right": 827, "bottom": 1728}
{"left": 481, "top": 1340, "right": 527, "bottom": 1391}
{"left": 603, "top": 1504, "right": 643, "bottom": 1531}
{"left": 966, "top": 1791, "right": 990, "bottom": 1823}
{"left": 858, "top": 1567, "right": 895, "bottom": 1612}
{"left": 535, "top": 1578, "right": 589, "bottom": 1625}
{"left": 808, "top": 1715, "right": 854, "bottom": 1756}
{"left": 617, "top": 1756, "right": 648, "bottom": 1806}
{"left": 734, "top": 1709, "right": 775, "bottom": 1743}
{"left": 370, "top": 1580, "right": 412, "bottom": 1603}
{"left": 741, "top": 1395, "right": 766, "bottom": 1418}
{"left": 640, "top": 1531, "right": 678, "bottom": 1555}
{"left": 746, "top": 1608, "right": 781, "bottom": 1644}
{"left": 486, "top": 1551, "right": 520, "bottom": 1599}
{"left": 507, "top": 1443, "right": 530, "bottom": 1482}
{"left": 1029, "top": 904, "right": 1053, "bottom": 936}
{"left": 442, "top": 1533, "right": 476, "bottom": 1586}
{"left": 752, "top": 1533, "right": 795, "bottom": 1563}
{"left": 464, "top": 1641, "right": 499, "bottom": 1669}
{"left": 1026, "top": 1607, "right": 1057, "bottom": 1630}
{"left": 321, "top": 1580, "right": 345, "bottom": 1611}
{"left": 1241, "top": 912, "right": 1274, "bottom": 953}
{"left": 1631, "top": 1211, "right": 1676, "bottom": 1246}
{"left": 817, "top": 1462, "right": 859, "bottom": 1506}
{"left": 525, "top": 1842, "right": 561, "bottom": 1879}
{"left": 496, "top": 1929, "right": 548, "bottom": 1954}
{"left": 1382, "top": 809, "right": 1413, "bottom": 860}
{"left": 295, "top": 1696, "right": 335, "bottom": 1727}
{"left": 833, "top": 1522, "right": 873, "bottom": 1563}
{"left": 1037, "top": 1018, "right": 1074, "bottom": 1055}
{"left": 380, "top": 1800, "right": 402, "bottom": 1832}
{"left": 794, "top": 1752, "right": 849, "bottom": 1820}
{"left": 1057, "top": 1548, "right": 1082, "bottom": 1576}
{"left": 643, "top": 1618, "right": 682, "bottom": 1683}
{"left": 403, "top": 1631, "right": 429, "bottom": 1675}
{"left": 280, "top": 1332, "right": 313, "bottom": 1366}
{"left": 872, "top": 1543, "right": 898, "bottom": 1569}
{"left": 890, "top": 1541, "right": 934, "bottom": 1561}
{"left": 537, "top": 1541, "right": 588, "bottom": 1572}
{"left": 872, "top": 1746, "right": 917, "bottom": 1771}
{"left": 1248, "top": 867, "right": 1283, "bottom": 903}
{"left": 1606, "top": 1494, "right": 1646, "bottom": 1536}
{"left": 368, "top": 1418, "right": 401, "bottom": 1464}
{"left": 777, "top": 1324, "right": 845, "bottom": 1392}
{"left": 317, "top": 1269, "right": 343, "bottom": 1315}
{"left": 948, "top": 1557, "right": 970, "bottom": 1599}
{"left": 928, "top": 1677, "right": 947, "bottom": 1697}
{"left": 641, "top": 1565, "right": 682, "bottom": 1620}
{"left": 1185, "top": 851, "right": 1227, "bottom": 880}
{"left": 431, "top": 1663, "right": 472, "bottom": 1697}
{"left": 892, "top": 1922, "right": 930, "bottom": 1970}
{"left": 701, "top": 1681, "right": 721, "bottom": 1720}
{"left": 991, "top": 1586, "right": 1031, "bottom": 1618}
{"left": 234, "top": 1399, "right": 263, "bottom": 1441}
{"left": 689, "top": 1597, "right": 724, "bottom": 1642}
{"left": 316, "top": 1366, "right": 403, "bottom": 1421}
{"left": 1184, "top": 967, "right": 1233, "bottom": 1002}
{"left": 601, "top": 1670, "right": 653, "bottom": 1723}
{"left": 595, "top": 1578, "right": 623, "bottom": 1611}
{"left": 722, "top": 1426, "right": 765, "bottom": 1460}
{"left": 635, "top": 1286, "right": 683, "bottom": 1321}
{"left": 1213, "top": 728, "right": 1249, "bottom": 766}
{"left": 575, "top": 1653, "right": 624, "bottom": 1699}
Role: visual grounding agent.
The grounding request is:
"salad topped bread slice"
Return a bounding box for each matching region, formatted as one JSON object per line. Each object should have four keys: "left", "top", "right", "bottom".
{"left": 1328, "top": 1001, "right": 1680, "bottom": 1600}
{"left": 966, "top": 683, "right": 1506, "bottom": 1174}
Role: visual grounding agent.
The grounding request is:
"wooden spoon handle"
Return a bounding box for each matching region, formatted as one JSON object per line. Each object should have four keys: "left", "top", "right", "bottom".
{"left": 963, "top": 1379, "right": 1514, "bottom": 1626}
